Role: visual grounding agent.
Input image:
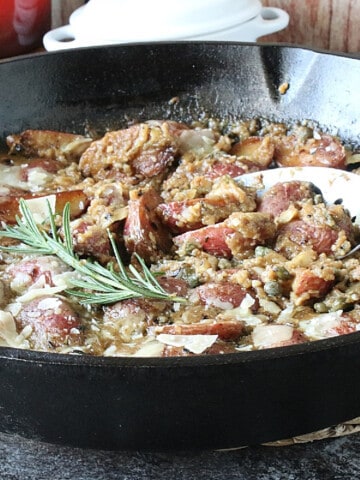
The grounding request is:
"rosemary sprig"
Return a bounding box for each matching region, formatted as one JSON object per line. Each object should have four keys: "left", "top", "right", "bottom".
{"left": 0, "top": 199, "right": 187, "bottom": 306}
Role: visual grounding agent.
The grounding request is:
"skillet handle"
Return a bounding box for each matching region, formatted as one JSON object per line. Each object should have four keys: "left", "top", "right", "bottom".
{"left": 253, "top": 7, "right": 290, "bottom": 39}
{"left": 43, "top": 25, "right": 84, "bottom": 51}
{"left": 189, "top": 7, "right": 289, "bottom": 42}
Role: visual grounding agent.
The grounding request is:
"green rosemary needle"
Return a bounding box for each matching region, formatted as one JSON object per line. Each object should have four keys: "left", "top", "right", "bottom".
{"left": 0, "top": 199, "right": 187, "bottom": 306}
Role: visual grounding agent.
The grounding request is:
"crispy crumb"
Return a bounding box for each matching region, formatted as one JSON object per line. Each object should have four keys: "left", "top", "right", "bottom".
{"left": 278, "top": 82, "right": 289, "bottom": 95}
{"left": 168, "top": 96, "right": 180, "bottom": 105}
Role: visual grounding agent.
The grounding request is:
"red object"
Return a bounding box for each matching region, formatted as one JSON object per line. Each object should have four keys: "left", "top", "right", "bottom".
{"left": 0, "top": 0, "right": 51, "bottom": 58}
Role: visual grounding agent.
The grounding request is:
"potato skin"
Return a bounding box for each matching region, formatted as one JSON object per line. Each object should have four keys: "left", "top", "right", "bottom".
{"left": 7, "top": 129, "right": 91, "bottom": 163}
{"left": 274, "top": 134, "right": 347, "bottom": 169}
{"left": 258, "top": 181, "right": 319, "bottom": 217}
{"left": 0, "top": 190, "right": 88, "bottom": 224}
{"left": 15, "top": 296, "right": 83, "bottom": 350}
{"left": 79, "top": 122, "right": 183, "bottom": 182}
{"left": 123, "top": 188, "right": 173, "bottom": 263}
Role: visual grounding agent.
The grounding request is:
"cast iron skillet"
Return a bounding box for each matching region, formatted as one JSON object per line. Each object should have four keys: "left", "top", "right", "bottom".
{"left": 0, "top": 43, "right": 359, "bottom": 451}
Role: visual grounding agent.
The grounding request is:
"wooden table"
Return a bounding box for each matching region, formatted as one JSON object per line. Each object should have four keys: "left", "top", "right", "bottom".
{"left": 52, "top": 0, "right": 359, "bottom": 53}
{"left": 262, "top": 0, "right": 360, "bottom": 53}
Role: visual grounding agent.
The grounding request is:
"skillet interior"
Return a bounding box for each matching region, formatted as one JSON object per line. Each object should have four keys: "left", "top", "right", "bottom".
{"left": 0, "top": 42, "right": 359, "bottom": 450}
{"left": 0, "top": 42, "right": 359, "bottom": 144}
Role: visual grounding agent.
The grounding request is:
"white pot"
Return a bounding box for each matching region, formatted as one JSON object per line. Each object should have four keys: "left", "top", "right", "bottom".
{"left": 43, "top": 0, "right": 289, "bottom": 51}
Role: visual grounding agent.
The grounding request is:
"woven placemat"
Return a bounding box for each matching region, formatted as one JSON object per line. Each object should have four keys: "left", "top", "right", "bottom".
{"left": 264, "top": 417, "right": 360, "bottom": 446}
{"left": 217, "top": 417, "right": 360, "bottom": 451}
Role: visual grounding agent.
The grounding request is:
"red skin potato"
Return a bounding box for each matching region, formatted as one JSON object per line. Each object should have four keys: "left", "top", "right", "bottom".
{"left": 123, "top": 188, "right": 173, "bottom": 263}
{"left": 161, "top": 340, "right": 239, "bottom": 357}
{"left": 155, "top": 321, "right": 245, "bottom": 342}
{"left": 230, "top": 136, "right": 275, "bottom": 169}
{"left": 292, "top": 269, "right": 334, "bottom": 298}
{"left": 173, "top": 224, "right": 235, "bottom": 258}
{"left": 265, "top": 330, "right": 307, "bottom": 349}
{"left": 174, "top": 212, "right": 276, "bottom": 259}
{"left": 104, "top": 278, "right": 187, "bottom": 325}
{"left": 274, "top": 134, "right": 347, "bottom": 169}
{"left": 69, "top": 220, "right": 113, "bottom": 260}
{"left": 79, "top": 122, "right": 184, "bottom": 182}
{"left": 157, "top": 198, "right": 212, "bottom": 234}
{"left": 332, "top": 312, "right": 360, "bottom": 336}
{"left": 7, "top": 256, "right": 68, "bottom": 290}
{"left": 277, "top": 220, "right": 339, "bottom": 255}
{"left": 206, "top": 162, "right": 249, "bottom": 180}
{"left": 6, "top": 129, "right": 91, "bottom": 162}
{"left": 157, "top": 277, "right": 189, "bottom": 297}
{"left": 157, "top": 196, "right": 246, "bottom": 234}
{"left": 16, "top": 296, "right": 82, "bottom": 350}
{"left": 19, "top": 158, "right": 62, "bottom": 180}
{"left": 0, "top": 189, "right": 88, "bottom": 224}
{"left": 194, "top": 282, "right": 258, "bottom": 310}
{"left": 258, "top": 181, "right": 318, "bottom": 217}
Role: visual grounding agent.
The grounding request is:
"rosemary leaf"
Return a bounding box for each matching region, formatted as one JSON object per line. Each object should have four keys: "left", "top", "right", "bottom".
{"left": 64, "top": 289, "right": 143, "bottom": 304}
{"left": 0, "top": 199, "right": 187, "bottom": 306}
{"left": 48, "top": 199, "right": 59, "bottom": 243}
{"left": 62, "top": 202, "right": 74, "bottom": 255}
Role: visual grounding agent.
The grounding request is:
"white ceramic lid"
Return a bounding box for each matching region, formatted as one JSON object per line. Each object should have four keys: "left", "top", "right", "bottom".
{"left": 68, "top": 0, "right": 262, "bottom": 42}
